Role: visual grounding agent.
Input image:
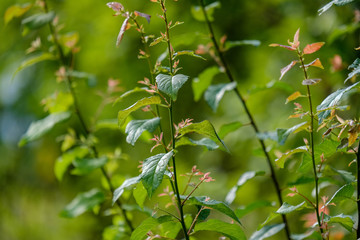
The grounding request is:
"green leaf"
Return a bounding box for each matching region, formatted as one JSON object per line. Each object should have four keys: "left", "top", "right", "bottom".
{"left": 21, "top": 11, "right": 56, "bottom": 29}
{"left": 191, "top": 2, "right": 221, "bottom": 22}
{"left": 218, "top": 121, "right": 243, "bottom": 139}
{"left": 235, "top": 201, "right": 274, "bottom": 218}
{"left": 326, "top": 184, "right": 354, "bottom": 205}
{"left": 141, "top": 151, "right": 174, "bottom": 197}
{"left": 173, "top": 50, "right": 206, "bottom": 60}
{"left": 250, "top": 223, "right": 285, "bottom": 240}
{"left": 95, "top": 119, "right": 118, "bottom": 130}
{"left": 192, "top": 66, "right": 220, "bottom": 101}
{"left": 125, "top": 117, "right": 160, "bottom": 146}
{"left": 133, "top": 182, "right": 147, "bottom": 209}
{"left": 225, "top": 171, "right": 265, "bottom": 204}
{"left": 175, "top": 137, "right": 219, "bottom": 151}
{"left": 42, "top": 92, "right": 74, "bottom": 113}
{"left": 19, "top": 111, "right": 71, "bottom": 147}
{"left": 112, "top": 176, "right": 142, "bottom": 205}
{"left": 276, "top": 121, "right": 309, "bottom": 145}
{"left": 318, "top": 0, "right": 354, "bottom": 15}
{"left": 276, "top": 202, "right": 306, "bottom": 214}
{"left": 113, "top": 87, "right": 148, "bottom": 105}
{"left": 326, "top": 214, "right": 354, "bottom": 232}
{"left": 13, "top": 52, "right": 57, "bottom": 79}
{"left": 317, "top": 82, "right": 360, "bottom": 123}
{"left": 275, "top": 146, "right": 307, "bottom": 168}
{"left": 178, "top": 120, "right": 227, "bottom": 151}
{"left": 130, "top": 215, "right": 173, "bottom": 240}
{"left": 118, "top": 96, "right": 161, "bottom": 126}
{"left": 345, "top": 58, "right": 360, "bottom": 83}
{"left": 204, "top": 82, "right": 237, "bottom": 112}
{"left": 259, "top": 212, "right": 280, "bottom": 229}
{"left": 184, "top": 196, "right": 241, "bottom": 224}
{"left": 248, "top": 80, "right": 294, "bottom": 95}
{"left": 156, "top": 74, "right": 189, "bottom": 101}
{"left": 290, "top": 230, "right": 317, "bottom": 240}
{"left": 4, "top": 3, "right": 32, "bottom": 25}
{"left": 193, "top": 219, "right": 246, "bottom": 240}
{"left": 54, "top": 146, "right": 89, "bottom": 181}
{"left": 71, "top": 156, "right": 108, "bottom": 176}
{"left": 224, "top": 40, "right": 261, "bottom": 51}
{"left": 60, "top": 189, "right": 105, "bottom": 218}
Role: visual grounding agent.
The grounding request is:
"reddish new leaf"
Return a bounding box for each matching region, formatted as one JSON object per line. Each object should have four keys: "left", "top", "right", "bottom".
{"left": 134, "top": 11, "right": 151, "bottom": 24}
{"left": 280, "top": 61, "right": 298, "bottom": 80}
{"left": 303, "top": 42, "right": 325, "bottom": 55}
{"left": 304, "top": 58, "right": 324, "bottom": 69}
{"left": 292, "top": 28, "right": 300, "bottom": 48}
{"left": 269, "top": 43, "right": 296, "bottom": 51}
{"left": 106, "top": 2, "right": 124, "bottom": 12}
{"left": 116, "top": 16, "right": 130, "bottom": 47}
{"left": 302, "top": 78, "right": 321, "bottom": 86}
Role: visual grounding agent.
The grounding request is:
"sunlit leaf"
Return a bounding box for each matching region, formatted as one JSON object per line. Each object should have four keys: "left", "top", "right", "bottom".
{"left": 141, "top": 151, "right": 174, "bottom": 197}
{"left": 193, "top": 219, "right": 246, "bottom": 240}
{"left": 318, "top": 0, "right": 354, "bottom": 15}
{"left": 225, "top": 171, "right": 265, "bottom": 204}
{"left": 276, "top": 202, "right": 306, "bottom": 214}
{"left": 192, "top": 66, "right": 220, "bottom": 101}
{"left": 317, "top": 82, "right": 360, "bottom": 123}
{"left": 21, "top": 11, "right": 55, "bottom": 30}
{"left": 112, "top": 176, "right": 142, "bottom": 205}
{"left": 42, "top": 92, "right": 74, "bottom": 113}
{"left": 325, "top": 213, "right": 354, "bottom": 232}
{"left": 218, "top": 121, "right": 243, "bottom": 139}
{"left": 19, "top": 111, "right": 71, "bottom": 147}
{"left": 191, "top": 1, "right": 221, "bottom": 22}
{"left": 60, "top": 189, "right": 105, "bottom": 218}
{"left": 118, "top": 96, "right": 161, "bottom": 126}
{"left": 184, "top": 196, "right": 241, "bottom": 224}
{"left": 326, "top": 184, "right": 354, "bottom": 205}
{"left": 302, "top": 78, "right": 321, "bottom": 86}
{"left": 280, "top": 60, "right": 298, "bottom": 80}
{"left": 304, "top": 58, "right": 324, "bottom": 69}
{"left": 71, "top": 156, "right": 108, "bottom": 176}
{"left": 4, "top": 3, "right": 32, "bottom": 25}
{"left": 13, "top": 52, "right": 57, "bottom": 79}
{"left": 55, "top": 146, "right": 89, "bottom": 181}
{"left": 250, "top": 223, "right": 285, "bottom": 240}
{"left": 117, "top": 16, "right": 130, "bottom": 47}
{"left": 173, "top": 50, "right": 206, "bottom": 60}
{"left": 277, "top": 121, "right": 309, "bottom": 145}
{"left": 345, "top": 58, "right": 360, "bottom": 83}
{"left": 235, "top": 201, "right": 274, "bottom": 219}
{"left": 125, "top": 117, "right": 160, "bottom": 146}
{"left": 175, "top": 137, "right": 219, "bottom": 151}
{"left": 156, "top": 74, "right": 189, "bottom": 101}
{"left": 303, "top": 42, "right": 325, "bottom": 55}
{"left": 285, "top": 91, "right": 303, "bottom": 104}
{"left": 204, "top": 82, "right": 237, "bottom": 112}
{"left": 134, "top": 11, "right": 151, "bottom": 24}
{"left": 133, "top": 182, "right": 147, "bottom": 209}
{"left": 275, "top": 146, "right": 307, "bottom": 168}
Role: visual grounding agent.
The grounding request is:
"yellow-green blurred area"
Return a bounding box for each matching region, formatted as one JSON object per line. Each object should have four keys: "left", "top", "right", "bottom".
{"left": 1, "top": 0, "right": 360, "bottom": 239}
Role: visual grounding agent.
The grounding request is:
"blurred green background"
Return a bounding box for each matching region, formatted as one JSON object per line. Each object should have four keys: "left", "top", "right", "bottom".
{"left": 1, "top": 0, "right": 360, "bottom": 239}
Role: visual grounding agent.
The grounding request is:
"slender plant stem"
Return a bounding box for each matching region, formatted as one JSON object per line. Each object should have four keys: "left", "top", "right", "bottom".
{"left": 44, "top": 0, "right": 134, "bottom": 232}
{"left": 298, "top": 52, "right": 323, "bottom": 235}
{"left": 199, "top": 0, "right": 291, "bottom": 238}
{"left": 357, "top": 139, "right": 360, "bottom": 239}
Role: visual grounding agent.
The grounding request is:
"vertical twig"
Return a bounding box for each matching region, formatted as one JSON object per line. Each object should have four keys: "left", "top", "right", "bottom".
{"left": 356, "top": 140, "right": 360, "bottom": 239}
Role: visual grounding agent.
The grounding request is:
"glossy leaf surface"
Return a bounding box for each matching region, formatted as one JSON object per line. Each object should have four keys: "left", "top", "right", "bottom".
{"left": 193, "top": 219, "right": 246, "bottom": 240}
{"left": 125, "top": 117, "right": 160, "bottom": 145}
{"left": 156, "top": 74, "right": 189, "bottom": 101}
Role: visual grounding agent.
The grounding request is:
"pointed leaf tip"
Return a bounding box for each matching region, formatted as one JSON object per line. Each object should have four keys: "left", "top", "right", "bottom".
{"left": 280, "top": 61, "right": 298, "bottom": 80}
{"left": 303, "top": 42, "right": 325, "bottom": 55}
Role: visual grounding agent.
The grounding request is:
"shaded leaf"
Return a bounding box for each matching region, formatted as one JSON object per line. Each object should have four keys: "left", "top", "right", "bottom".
{"left": 236, "top": 201, "right": 274, "bottom": 219}
{"left": 302, "top": 78, "right": 321, "bottom": 86}
{"left": 118, "top": 96, "right": 161, "bottom": 126}
{"left": 184, "top": 196, "right": 241, "bottom": 224}
{"left": 225, "top": 171, "right": 265, "bottom": 205}
{"left": 204, "top": 82, "right": 237, "bottom": 112}
{"left": 275, "top": 146, "right": 307, "bottom": 168}
{"left": 13, "top": 52, "right": 57, "bottom": 79}
{"left": 21, "top": 11, "right": 55, "bottom": 30}
{"left": 280, "top": 61, "right": 298, "bottom": 80}
{"left": 141, "top": 151, "right": 174, "bottom": 197}
{"left": 192, "top": 66, "right": 220, "bottom": 101}
{"left": 173, "top": 50, "right": 206, "bottom": 60}
{"left": 191, "top": 2, "right": 221, "bottom": 22}
{"left": 218, "top": 121, "right": 243, "bottom": 139}
{"left": 303, "top": 58, "right": 324, "bottom": 69}
{"left": 326, "top": 184, "right": 354, "bottom": 205}
{"left": 156, "top": 74, "right": 189, "bottom": 101}
{"left": 224, "top": 40, "right": 261, "bottom": 51}
{"left": 55, "top": 146, "right": 89, "bottom": 181}
{"left": 130, "top": 215, "right": 173, "bottom": 240}
{"left": 303, "top": 42, "right": 325, "bottom": 55}
{"left": 4, "top": 3, "right": 32, "bottom": 25}
{"left": 71, "top": 156, "right": 108, "bottom": 175}
{"left": 193, "top": 219, "right": 246, "bottom": 240}
{"left": 117, "top": 16, "right": 130, "bottom": 47}
{"left": 345, "top": 58, "right": 360, "bottom": 83}
{"left": 290, "top": 230, "right": 317, "bottom": 240}
{"left": 175, "top": 137, "right": 219, "bottom": 151}
{"left": 112, "top": 176, "right": 142, "bottom": 205}
{"left": 113, "top": 87, "right": 148, "bottom": 105}
{"left": 326, "top": 214, "right": 354, "bottom": 232}
{"left": 134, "top": 11, "right": 151, "bottom": 24}
{"left": 125, "top": 117, "right": 160, "bottom": 146}
{"left": 19, "top": 111, "right": 71, "bottom": 147}
{"left": 250, "top": 224, "right": 285, "bottom": 240}
{"left": 318, "top": 0, "right": 354, "bottom": 15}
{"left": 248, "top": 80, "right": 294, "bottom": 95}
{"left": 60, "top": 189, "right": 105, "bottom": 218}
{"left": 277, "top": 121, "right": 309, "bottom": 145}
{"left": 317, "top": 82, "right": 360, "bottom": 123}
{"left": 276, "top": 201, "right": 306, "bottom": 214}
{"left": 269, "top": 44, "right": 296, "bottom": 51}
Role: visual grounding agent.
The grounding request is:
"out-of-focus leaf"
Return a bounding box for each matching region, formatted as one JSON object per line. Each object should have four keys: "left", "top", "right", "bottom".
{"left": 302, "top": 78, "right": 322, "bottom": 86}
{"left": 345, "top": 58, "right": 360, "bottom": 83}
{"left": 225, "top": 171, "right": 265, "bottom": 204}
{"left": 150, "top": 35, "right": 165, "bottom": 47}
{"left": 276, "top": 121, "right": 308, "bottom": 145}
{"left": 326, "top": 184, "right": 354, "bottom": 205}
{"left": 130, "top": 215, "right": 173, "bottom": 240}
{"left": 42, "top": 92, "right": 74, "bottom": 113}
{"left": 133, "top": 182, "right": 147, "bottom": 209}
{"left": 112, "top": 176, "right": 142, "bottom": 205}
{"left": 250, "top": 224, "right": 285, "bottom": 240}
{"left": 55, "top": 146, "right": 89, "bottom": 181}
{"left": 224, "top": 40, "right": 261, "bottom": 51}
{"left": 269, "top": 43, "right": 296, "bottom": 51}
{"left": 175, "top": 137, "right": 219, "bottom": 151}
{"left": 71, "top": 156, "right": 108, "bottom": 176}
{"left": 114, "top": 87, "right": 148, "bottom": 105}
{"left": 60, "top": 189, "right": 105, "bottom": 218}
{"left": 95, "top": 119, "right": 118, "bottom": 130}
{"left": 19, "top": 111, "right": 71, "bottom": 147}
{"left": 275, "top": 146, "right": 307, "bottom": 168}
{"left": 156, "top": 74, "right": 189, "bottom": 101}
{"left": 117, "top": 16, "right": 130, "bottom": 47}
{"left": 235, "top": 201, "right": 274, "bottom": 218}
{"left": 303, "top": 43, "right": 325, "bottom": 55}
{"left": 290, "top": 230, "right": 317, "bottom": 240}
{"left": 218, "top": 121, "right": 243, "bottom": 139}
{"left": 134, "top": 11, "right": 151, "bottom": 24}
{"left": 173, "top": 50, "right": 206, "bottom": 60}
{"left": 204, "top": 82, "right": 237, "bottom": 112}
{"left": 184, "top": 196, "right": 241, "bottom": 224}
{"left": 192, "top": 66, "right": 220, "bottom": 101}
{"left": 325, "top": 214, "right": 354, "bottom": 232}
{"left": 280, "top": 61, "right": 298, "bottom": 80}
{"left": 191, "top": 2, "right": 221, "bottom": 22}
{"left": 106, "top": 2, "right": 124, "bottom": 12}
{"left": 318, "top": 0, "right": 354, "bottom": 15}
{"left": 276, "top": 202, "right": 306, "bottom": 214}
{"left": 249, "top": 80, "right": 294, "bottom": 95}
{"left": 179, "top": 120, "right": 227, "bottom": 150}
{"left": 328, "top": 23, "right": 360, "bottom": 44}
{"left": 4, "top": 3, "right": 32, "bottom": 25}
{"left": 125, "top": 117, "right": 160, "bottom": 146}
{"left": 317, "top": 82, "right": 360, "bottom": 123}
{"left": 141, "top": 151, "right": 174, "bottom": 197}
{"left": 21, "top": 11, "right": 55, "bottom": 30}
{"left": 286, "top": 91, "right": 303, "bottom": 104}
{"left": 193, "top": 219, "right": 246, "bottom": 240}
{"left": 118, "top": 96, "right": 161, "bottom": 126}
{"left": 13, "top": 52, "right": 57, "bottom": 79}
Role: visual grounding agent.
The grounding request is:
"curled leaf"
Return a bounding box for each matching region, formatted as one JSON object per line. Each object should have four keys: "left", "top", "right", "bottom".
{"left": 134, "top": 11, "right": 151, "bottom": 23}
{"left": 292, "top": 28, "right": 300, "bottom": 48}
{"left": 106, "top": 2, "right": 124, "bottom": 12}
{"left": 116, "top": 15, "right": 130, "bottom": 47}
{"left": 280, "top": 61, "right": 298, "bottom": 80}
{"left": 303, "top": 58, "right": 324, "bottom": 69}
{"left": 303, "top": 42, "right": 325, "bottom": 55}
{"left": 302, "top": 78, "right": 321, "bottom": 85}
